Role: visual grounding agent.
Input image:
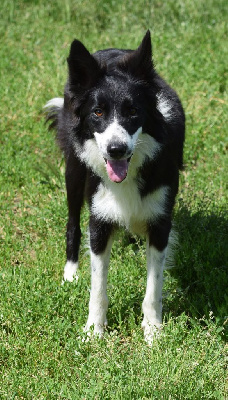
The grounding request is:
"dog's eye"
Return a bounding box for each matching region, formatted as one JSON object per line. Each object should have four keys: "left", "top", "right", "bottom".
{"left": 129, "top": 107, "right": 137, "bottom": 116}
{"left": 94, "top": 108, "right": 103, "bottom": 117}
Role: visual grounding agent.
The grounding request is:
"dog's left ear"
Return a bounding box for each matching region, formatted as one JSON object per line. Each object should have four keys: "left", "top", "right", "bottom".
{"left": 118, "top": 30, "right": 154, "bottom": 81}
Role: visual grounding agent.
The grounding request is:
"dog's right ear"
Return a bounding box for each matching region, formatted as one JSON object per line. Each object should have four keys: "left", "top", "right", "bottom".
{"left": 67, "top": 40, "right": 104, "bottom": 89}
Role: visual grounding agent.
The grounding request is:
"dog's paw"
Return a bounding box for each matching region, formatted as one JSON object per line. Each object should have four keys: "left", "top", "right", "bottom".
{"left": 142, "top": 321, "right": 162, "bottom": 345}
{"left": 84, "top": 320, "right": 107, "bottom": 340}
{"left": 62, "top": 261, "right": 79, "bottom": 283}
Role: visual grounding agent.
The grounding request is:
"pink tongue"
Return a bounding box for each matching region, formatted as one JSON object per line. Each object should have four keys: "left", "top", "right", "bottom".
{"left": 106, "top": 160, "right": 128, "bottom": 182}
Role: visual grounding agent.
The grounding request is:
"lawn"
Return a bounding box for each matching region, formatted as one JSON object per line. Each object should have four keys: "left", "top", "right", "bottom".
{"left": 0, "top": 0, "right": 227, "bottom": 398}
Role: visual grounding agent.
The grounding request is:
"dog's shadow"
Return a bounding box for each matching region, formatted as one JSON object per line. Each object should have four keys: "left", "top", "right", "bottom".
{"left": 107, "top": 204, "right": 227, "bottom": 332}
{"left": 166, "top": 205, "right": 227, "bottom": 324}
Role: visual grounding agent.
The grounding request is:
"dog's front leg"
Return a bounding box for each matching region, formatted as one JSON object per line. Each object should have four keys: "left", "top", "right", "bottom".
{"left": 63, "top": 153, "right": 86, "bottom": 282}
{"left": 142, "top": 220, "right": 171, "bottom": 344}
{"left": 85, "top": 216, "right": 113, "bottom": 337}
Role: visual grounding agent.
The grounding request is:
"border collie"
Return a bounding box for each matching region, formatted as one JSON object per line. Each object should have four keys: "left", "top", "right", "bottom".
{"left": 45, "top": 31, "right": 185, "bottom": 343}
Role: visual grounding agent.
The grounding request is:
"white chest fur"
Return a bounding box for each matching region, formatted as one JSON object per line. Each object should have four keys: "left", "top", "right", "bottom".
{"left": 91, "top": 179, "right": 169, "bottom": 234}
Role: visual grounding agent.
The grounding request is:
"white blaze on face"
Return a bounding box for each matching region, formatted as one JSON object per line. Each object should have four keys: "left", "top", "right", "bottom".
{"left": 94, "top": 119, "right": 142, "bottom": 183}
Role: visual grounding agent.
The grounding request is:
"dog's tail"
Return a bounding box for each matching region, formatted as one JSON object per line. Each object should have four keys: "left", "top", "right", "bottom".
{"left": 43, "top": 97, "right": 64, "bottom": 130}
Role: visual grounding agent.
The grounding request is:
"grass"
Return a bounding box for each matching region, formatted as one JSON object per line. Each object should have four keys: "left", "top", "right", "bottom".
{"left": 0, "top": 0, "right": 227, "bottom": 398}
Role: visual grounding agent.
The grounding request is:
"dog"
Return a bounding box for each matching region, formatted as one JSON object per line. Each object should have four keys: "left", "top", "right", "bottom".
{"left": 45, "top": 31, "right": 185, "bottom": 343}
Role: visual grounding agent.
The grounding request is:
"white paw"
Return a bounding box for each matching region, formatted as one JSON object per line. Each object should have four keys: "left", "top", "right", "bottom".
{"left": 62, "top": 261, "right": 79, "bottom": 283}
{"left": 84, "top": 320, "right": 107, "bottom": 339}
{"left": 142, "top": 321, "right": 162, "bottom": 345}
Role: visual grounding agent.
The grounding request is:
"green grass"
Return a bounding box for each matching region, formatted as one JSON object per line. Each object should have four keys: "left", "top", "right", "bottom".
{"left": 0, "top": 0, "right": 227, "bottom": 398}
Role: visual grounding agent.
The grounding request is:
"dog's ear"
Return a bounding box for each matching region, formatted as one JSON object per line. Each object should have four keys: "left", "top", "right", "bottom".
{"left": 67, "top": 40, "right": 104, "bottom": 89}
{"left": 118, "top": 31, "right": 154, "bottom": 81}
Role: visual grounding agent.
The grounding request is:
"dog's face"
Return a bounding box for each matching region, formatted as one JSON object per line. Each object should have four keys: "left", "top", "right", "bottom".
{"left": 80, "top": 76, "right": 147, "bottom": 182}
{"left": 66, "top": 31, "right": 157, "bottom": 182}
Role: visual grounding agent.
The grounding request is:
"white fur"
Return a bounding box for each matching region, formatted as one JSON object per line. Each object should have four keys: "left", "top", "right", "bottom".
{"left": 44, "top": 97, "right": 64, "bottom": 109}
{"left": 94, "top": 119, "right": 142, "bottom": 160}
{"left": 63, "top": 261, "right": 79, "bottom": 282}
{"left": 142, "top": 243, "right": 167, "bottom": 344}
{"left": 157, "top": 92, "right": 173, "bottom": 121}
{"left": 92, "top": 183, "right": 169, "bottom": 234}
{"left": 85, "top": 237, "right": 113, "bottom": 336}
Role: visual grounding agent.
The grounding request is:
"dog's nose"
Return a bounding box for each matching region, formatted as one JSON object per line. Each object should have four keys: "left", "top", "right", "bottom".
{"left": 107, "top": 142, "right": 127, "bottom": 159}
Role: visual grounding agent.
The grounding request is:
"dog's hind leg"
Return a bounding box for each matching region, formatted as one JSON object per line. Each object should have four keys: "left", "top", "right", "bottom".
{"left": 85, "top": 216, "right": 113, "bottom": 337}
{"left": 63, "top": 152, "right": 86, "bottom": 282}
{"left": 142, "top": 219, "right": 171, "bottom": 344}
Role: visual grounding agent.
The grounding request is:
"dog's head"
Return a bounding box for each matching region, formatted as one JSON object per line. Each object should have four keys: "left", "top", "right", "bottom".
{"left": 65, "top": 31, "right": 158, "bottom": 183}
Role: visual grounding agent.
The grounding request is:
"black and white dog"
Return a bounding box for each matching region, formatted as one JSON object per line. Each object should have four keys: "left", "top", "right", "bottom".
{"left": 45, "top": 31, "right": 185, "bottom": 343}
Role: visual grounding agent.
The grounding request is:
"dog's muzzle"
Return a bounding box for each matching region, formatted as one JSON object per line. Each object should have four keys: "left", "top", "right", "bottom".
{"left": 105, "top": 142, "right": 132, "bottom": 183}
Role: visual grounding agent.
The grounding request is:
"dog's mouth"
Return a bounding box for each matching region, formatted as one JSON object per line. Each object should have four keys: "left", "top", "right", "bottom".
{"left": 105, "top": 157, "right": 132, "bottom": 183}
